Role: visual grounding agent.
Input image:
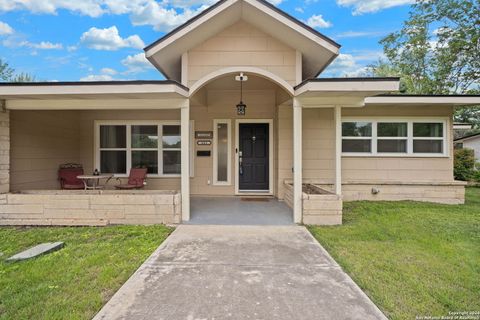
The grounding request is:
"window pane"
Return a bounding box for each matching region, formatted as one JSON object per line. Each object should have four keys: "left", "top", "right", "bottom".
{"left": 100, "top": 151, "right": 126, "bottom": 174}
{"left": 163, "top": 150, "right": 181, "bottom": 174}
{"left": 413, "top": 123, "right": 443, "bottom": 137}
{"left": 216, "top": 123, "right": 229, "bottom": 182}
{"left": 100, "top": 125, "right": 126, "bottom": 148}
{"left": 378, "top": 139, "right": 407, "bottom": 153}
{"left": 342, "top": 139, "right": 371, "bottom": 153}
{"left": 132, "top": 151, "right": 158, "bottom": 174}
{"left": 413, "top": 140, "right": 443, "bottom": 153}
{"left": 132, "top": 125, "right": 158, "bottom": 148}
{"left": 378, "top": 123, "right": 407, "bottom": 137}
{"left": 342, "top": 122, "right": 372, "bottom": 137}
{"left": 163, "top": 125, "right": 181, "bottom": 148}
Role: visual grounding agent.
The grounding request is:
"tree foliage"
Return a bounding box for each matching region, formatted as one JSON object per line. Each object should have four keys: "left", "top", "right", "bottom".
{"left": 0, "top": 58, "right": 36, "bottom": 83}
{"left": 369, "top": 0, "right": 480, "bottom": 129}
{"left": 379, "top": 0, "right": 480, "bottom": 95}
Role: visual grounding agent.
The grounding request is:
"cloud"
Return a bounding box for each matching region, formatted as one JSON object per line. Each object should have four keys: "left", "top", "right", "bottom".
{"left": 0, "top": 0, "right": 219, "bottom": 32}
{"left": 294, "top": 7, "right": 304, "bottom": 13}
{"left": 305, "top": 14, "right": 332, "bottom": 29}
{"left": 101, "top": 67, "right": 118, "bottom": 75}
{"left": 121, "top": 53, "right": 153, "bottom": 74}
{"left": 0, "top": 21, "right": 13, "bottom": 35}
{"left": 322, "top": 51, "right": 384, "bottom": 77}
{"left": 0, "top": 0, "right": 105, "bottom": 17}
{"left": 2, "top": 38, "right": 63, "bottom": 50}
{"left": 335, "top": 30, "right": 389, "bottom": 38}
{"left": 127, "top": 2, "right": 210, "bottom": 32}
{"left": 80, "top": 26, "right": 144, "bottom": 50}
{"left": 336, "top": 0, "right": 415, "bottom": 15}
{"left": 265, "top": 0, "right": 283, "bottom": 5}
{"left": 80, "top": 74, "right": 115, "bottom": 81}
{"left": 28, "top": 41, "right": 63, "bottom": 49}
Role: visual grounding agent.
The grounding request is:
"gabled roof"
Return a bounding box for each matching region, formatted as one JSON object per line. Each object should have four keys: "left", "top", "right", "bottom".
{"left": 144, "top": 0, "right": 340, "bottom": 82}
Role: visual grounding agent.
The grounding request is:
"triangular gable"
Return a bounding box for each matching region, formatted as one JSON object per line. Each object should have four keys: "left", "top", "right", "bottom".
{"left": 144, "top": 0, "right": 340, "bottom": 83}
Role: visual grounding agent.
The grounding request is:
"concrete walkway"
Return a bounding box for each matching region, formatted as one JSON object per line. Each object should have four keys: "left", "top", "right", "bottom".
{"left": 94, "top": 225, "right": 387, "bottom": 320}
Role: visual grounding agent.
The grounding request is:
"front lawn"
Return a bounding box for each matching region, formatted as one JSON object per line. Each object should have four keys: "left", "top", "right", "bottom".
{"left": 0, "top": 225, "right": 173, "bottom": 320}
{"left": 308, "top": 188, "right": 480, "bottom": 320}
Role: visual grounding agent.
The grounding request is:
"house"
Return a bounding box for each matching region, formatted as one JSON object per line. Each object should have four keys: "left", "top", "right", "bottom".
{"left": 1, "top": 0, "right": 480, "bottom": 226}
{"left": 455, "top": 133, "right": 480, "bottom": 161}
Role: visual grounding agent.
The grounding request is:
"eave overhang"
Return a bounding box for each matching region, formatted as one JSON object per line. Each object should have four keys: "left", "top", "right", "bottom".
{"left": 365, "top": 95, "right": 480, "bottom": 106}
{"left": 0, "top": 81, "right": 189, "bottom": 110}
{"left": 0, "top": 81, "right": 189, "bottom": 100}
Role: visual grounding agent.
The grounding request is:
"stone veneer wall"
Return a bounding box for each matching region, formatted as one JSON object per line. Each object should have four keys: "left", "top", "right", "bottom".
{"left": 0, "top": 110, "right": 9, "bottom": 194}
{"left": 341, "top": 181, "right": 466, "bottom": 205}
{"left": 0, "top": 190, "right": 181, "bottom": 226}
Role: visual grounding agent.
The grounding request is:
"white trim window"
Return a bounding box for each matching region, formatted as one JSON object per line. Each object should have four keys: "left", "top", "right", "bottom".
{"left": 213, "top": 119, "right": 231, "bottom": 185}
{"left": 95, "top": 121, "right": 193, "bottom": 177}
{"left": 342, "top": 118, "right": 448, "bottom": 157}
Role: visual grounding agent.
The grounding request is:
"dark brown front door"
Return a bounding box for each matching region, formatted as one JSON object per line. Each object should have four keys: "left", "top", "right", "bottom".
{"left": 239, "top": 123, "right": 269, "bottom": 191}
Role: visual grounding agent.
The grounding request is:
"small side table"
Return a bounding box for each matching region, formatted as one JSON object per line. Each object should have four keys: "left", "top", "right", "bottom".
{"left": 77, "top": 175, "right": 113, "bottom": 190}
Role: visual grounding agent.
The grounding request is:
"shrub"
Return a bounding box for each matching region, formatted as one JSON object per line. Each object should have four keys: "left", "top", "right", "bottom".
{"left": 454, "top": 148, "right": 476, "bottom": 181}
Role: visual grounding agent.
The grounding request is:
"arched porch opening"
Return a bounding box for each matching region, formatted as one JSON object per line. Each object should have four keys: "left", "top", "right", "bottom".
{"left": 187, "top": 69, "right": 294, "bottom": 225}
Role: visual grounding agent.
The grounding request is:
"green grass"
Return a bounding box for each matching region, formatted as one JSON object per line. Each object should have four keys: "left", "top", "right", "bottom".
{"left": 0, "top": 225, "right": 173, "bottom": 320}
{"left": 308, "top": 188, "right": 480, "bottom": 320}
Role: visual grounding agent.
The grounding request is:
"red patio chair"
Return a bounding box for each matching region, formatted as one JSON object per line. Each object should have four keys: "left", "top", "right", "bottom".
{"left": 58, "top": 163, "right": 84, "bottom": 190}
{"left": 115, "top": 168, "right": 148, "bottom": 189}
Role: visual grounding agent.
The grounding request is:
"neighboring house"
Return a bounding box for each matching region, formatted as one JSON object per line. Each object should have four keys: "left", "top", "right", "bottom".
{"left": 453, "top": 122, "right": 473, "bottom": 140}
{"left": 1, "top": 0, "right": 480, "bottom": 226}
{"left": 455, "top": 133, "right": 480, "bottom": 161}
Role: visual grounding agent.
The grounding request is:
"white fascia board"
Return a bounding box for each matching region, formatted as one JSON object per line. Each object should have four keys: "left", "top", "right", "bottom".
{"left": 295, "top": 80, "right": 400, "bottom": 96}
{"left": 365, "top": 96, "right": 480, "bottom": 106}
{"left": 0, "top": 84, "right": 189, "bottom": 98}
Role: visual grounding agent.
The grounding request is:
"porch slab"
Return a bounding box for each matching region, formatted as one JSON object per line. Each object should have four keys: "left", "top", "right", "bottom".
{"left": 189, "top": 196, "right": 293, "bottom": 225}
{"left": 93, "top": 225, "right": 387, "bottom": 320}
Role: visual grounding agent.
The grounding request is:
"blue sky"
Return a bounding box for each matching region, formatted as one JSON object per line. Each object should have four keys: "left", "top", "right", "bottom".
{"left": 0, "top": 0, "right": 413, "bottom": 82}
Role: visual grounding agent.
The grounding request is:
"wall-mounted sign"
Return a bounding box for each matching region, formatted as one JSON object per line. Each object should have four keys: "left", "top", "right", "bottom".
{"left": 197, "top": 150, "right": 211, "bottom": 157}
{"left": 195, "top": 131, "right": 213, "bottom": 139}
{"left": 197, "top": 140, "right": 211, "bottom": 146}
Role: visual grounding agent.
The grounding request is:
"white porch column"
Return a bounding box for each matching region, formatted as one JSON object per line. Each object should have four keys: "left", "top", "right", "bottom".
{"left": 293, "top": 98, "right": 302, "bottom": 224}
{"left": 181, "top": 100, "right": 190, "bottom": 222}
{"left": 334, "top": 106, "right": 342, "bottom": 195}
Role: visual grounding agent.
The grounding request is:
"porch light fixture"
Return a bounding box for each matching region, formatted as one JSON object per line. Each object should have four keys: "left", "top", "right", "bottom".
{"left": 235, "top": 72, "right": 248, "bottom": 116}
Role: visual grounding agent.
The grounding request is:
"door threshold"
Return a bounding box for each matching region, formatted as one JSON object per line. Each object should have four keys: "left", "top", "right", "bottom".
{"left": 237, "top": 190, "right": 272, "bottom": 196}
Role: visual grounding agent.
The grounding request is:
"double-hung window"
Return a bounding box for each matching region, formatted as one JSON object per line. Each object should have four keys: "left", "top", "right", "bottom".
{"left": 342, "top": 119, "right": 447, "bottom": 156}
{"left": 97, "top": 122, "right": 186, "bottom": 176}
{"left": 341, "top": 122, "right": 372, "bottom": 153}
{"left": 377, "top": 122, "right": 408, "bottom": 153}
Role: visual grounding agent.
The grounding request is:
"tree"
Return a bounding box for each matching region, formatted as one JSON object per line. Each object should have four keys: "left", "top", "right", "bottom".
{"left": 379, "top": 0, "right": 479, "bottom": 95}
{"left": 0, "top": 58, "right": 36, "bottom": 83}
{"left": 10, "top": 72, "right": 36, "bottom": 83}
{"left": 371, "top": 0, "right": 480, "bottom": 130}
{"left": 0, "top": 59, "right": 14, "bottom": 81}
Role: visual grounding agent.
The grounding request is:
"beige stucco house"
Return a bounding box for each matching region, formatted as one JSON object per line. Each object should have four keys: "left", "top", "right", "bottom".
{"left": 1, "top": 0, "right": 479, "bottom": 226}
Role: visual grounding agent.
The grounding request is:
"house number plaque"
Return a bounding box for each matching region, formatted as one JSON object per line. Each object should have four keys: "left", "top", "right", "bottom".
{"left": 197, "top": 140, "right": 211, "bottom": 146}
{"left": 195, "top": 131, "right": 213, "bottom": 139}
